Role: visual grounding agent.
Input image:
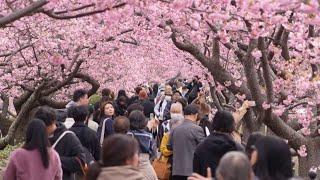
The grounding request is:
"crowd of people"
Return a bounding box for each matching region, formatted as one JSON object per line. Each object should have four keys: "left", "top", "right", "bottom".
{"left": 2, "top": 76, "right": 317, "bottom": 180}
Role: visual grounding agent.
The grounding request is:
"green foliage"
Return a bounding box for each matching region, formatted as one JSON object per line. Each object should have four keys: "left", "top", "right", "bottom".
{"left": 0, "top": 144, "right": 21, "bottom": 168}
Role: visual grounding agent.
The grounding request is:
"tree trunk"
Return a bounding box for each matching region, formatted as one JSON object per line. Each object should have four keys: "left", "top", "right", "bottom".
{"left": 298, "top": 139, "right": 320, "bottom": 176}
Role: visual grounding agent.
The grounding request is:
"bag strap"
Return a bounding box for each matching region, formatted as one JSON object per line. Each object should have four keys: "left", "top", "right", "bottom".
{"left": 99, "top": 118, "right": 109, "bottom": 146}
{"left": 75, "top": 156, "right": 87, "bottom": 175}
{"left": 52, "top": 130, "right": 75, "bottom": 149}
{"left": 205, "top": 127, "right": 211, "bottom": 137}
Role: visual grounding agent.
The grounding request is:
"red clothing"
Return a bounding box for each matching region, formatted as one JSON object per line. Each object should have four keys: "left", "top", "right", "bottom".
{"left": 4, "top": 148, "right": 62, "bottom": 180}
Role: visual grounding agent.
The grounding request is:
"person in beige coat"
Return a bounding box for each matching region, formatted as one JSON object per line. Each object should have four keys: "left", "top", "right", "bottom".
{"left": 86, "top": 134, "right": 146, "bottom": 180}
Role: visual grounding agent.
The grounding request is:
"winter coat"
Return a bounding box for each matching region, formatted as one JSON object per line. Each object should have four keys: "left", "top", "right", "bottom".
{"left": 98, "top": 165, "right": 146, "bottom": 180}
{"left": 186, "top": 81, "right": 202, "bottom": 104}
{"left": 4, "top": 148, "right": 62, "bottom": 180}
{"left": 97, "top": 117, "right": 114, "bottom": 146}
{"left": 128, "top": 96, "right": 139, "bottom": 106}
{"left": 138, "top": 99, "right": 155, "bottom": 118}
{"left": 115, "top": 102, "right": 127, "bottom": 116}
{"left": 138, "top": 154, "right": 158, "bottom": 180}
{"left": 193, "top": 132, "right": 244, "bottom": 177}
{"left": 154, "top": 99, "right": 171, "bottom": 121}
{"left": 127, "top": 130, "right": 157, "bottom": 159}
{"left": 168, "top": 119, "right": 205, "bottom": 176}
{"left": 69, "top": 122, "right": 100, "bottom": 161}
{"left": 199, "top": 116, "right": 212, "bottom": 137}
{"left": 159, "top": 133, "right": 172, "bottom": 162}
{"left": 49, "top": 122, "right": 86, "bottom": 180}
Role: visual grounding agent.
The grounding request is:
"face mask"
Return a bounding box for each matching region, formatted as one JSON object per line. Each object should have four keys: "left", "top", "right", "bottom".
{"left": 170, "top": 113, "right": 184, "bottom": 120}
{"left": 165, "top": 95, "right": 172, "bottom": 101}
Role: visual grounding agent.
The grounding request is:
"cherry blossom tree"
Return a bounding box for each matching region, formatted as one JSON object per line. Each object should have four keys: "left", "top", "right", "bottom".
{"left": 1, "top": 0, "right": 320, "bottom": 176}
{"left": 0, "top": 0, "right": 203, "bottom": 149}
{"left": 146, "top": 0, "right": 320, "bottom": 175}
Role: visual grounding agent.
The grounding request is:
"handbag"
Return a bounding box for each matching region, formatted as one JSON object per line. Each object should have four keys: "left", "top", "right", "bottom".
{"left": 152, "top": 156, "right": 170, "bottom": 180}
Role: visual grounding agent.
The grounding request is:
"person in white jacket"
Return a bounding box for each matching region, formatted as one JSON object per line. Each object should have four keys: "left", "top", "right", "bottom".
{"left": 154, "top": 85, "right": 173, "bottom": 121}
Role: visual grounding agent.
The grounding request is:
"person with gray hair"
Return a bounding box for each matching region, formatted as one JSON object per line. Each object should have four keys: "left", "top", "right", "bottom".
{"left": 188, "top": 151, "right": 253, "bottom": 180}
{"left": 216, "top": 151, "right": 253, "bottom": 180}
{"left": 168, "top": 102, "right": 184, "bottom": 131}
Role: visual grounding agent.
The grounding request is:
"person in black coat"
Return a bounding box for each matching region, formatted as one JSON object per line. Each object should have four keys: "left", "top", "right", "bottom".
{"left": 115, "top": 96, "right": 128, "bottom": 116}
{"left": 34, "top": 107, "right": 86, "bottom": 180}
{"left": 186, "top": 76, "right": 203, "bottom": 104}
{"left": 193, "top": 111, "right": 244, "bottom": 178}
{"left": 128, "top": 86, "right": 142, "bottom": 105}
{"left": 69, "top": 105, "right": 100, "bottom": 161}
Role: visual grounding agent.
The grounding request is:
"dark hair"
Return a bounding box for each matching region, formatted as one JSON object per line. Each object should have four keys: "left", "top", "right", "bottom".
{"left": 101, "top": 88, "right": 112, "bottom": 97}
{"left": 126, "top": 103, "right": 144, "bottom": 117}
{"left": 117, "top": 89, "right": 128, "bottom": 99}
{"left": 211, "top": 111, "right": 235, "bottom": 133}
{"left": 176, "top": 98, "right": 188, "bottom": 109}
{"left": 68, "top": 105, "right": 89, "bottom": 122}
{"left": 101, "top": 88, "right": 115, "bottom": 102}
{"left": 23, "top": 119, "right": 50, "bottom": 168}
{"left": 33, "top": 106, "right": 56, "bottom": 126}
{"left": 102, "top": 134, "right": 139, "bottom": 167}
{"left": 184, "top": 104, "right": 199, "bottom": 115}
{"left": 73, "top": 89, "right": 88, "bottom": 102}
{"left": 152, "top": 84, "right": 159, "bottom": 96}
{"left": 253, "top": 136, "right": 293, "bottom": 180}
{"left": 135, "top": 86, "right": 142, "bottom": 95}
{"left": 116, "top": 96, "right": 128, "bottom": 109}
{"left": 129, "top": 110, "right": 147, "bottom": 130}
{"left": 245, "top": 132, "right": 264, "bottom": 159}
{"left": 100, "top": 101, "right": 115, "bottom": 118}
{"left": 113, "top": 116, "right": 130, "bottom": 134}
{"left": 173, "top": 90, "right": 182, "bottom": 97}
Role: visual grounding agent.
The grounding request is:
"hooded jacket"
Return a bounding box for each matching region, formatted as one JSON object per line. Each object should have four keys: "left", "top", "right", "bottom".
{"left": 98, "top": 166, "right": 146, "bottom": 180}
{"left": 49, "top": 122, "right": 86, "bottom": 180}
{"left": 193, "top": 132, "right": 244, "bottom": 177}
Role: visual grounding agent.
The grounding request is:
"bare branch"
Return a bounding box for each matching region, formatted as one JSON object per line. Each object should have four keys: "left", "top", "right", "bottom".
{"left": 74, "top": 72, "right": 100, "bottom": 96}
{"left": 41, "top": 59, "right": 83, "bottom": 96}
{"left": 258, "top": 37, "right": 274, "bottom": 103}
{"left": 54, "top": 3, "right": 95, "bottom": 14}
{"left": 242, "top": 39, "right": 265, "bottom": 107}
{"left": 285, "top": 102, "right": 308, "bottom": 112}
{"left": 0, "top": 44, "right": 32, "bottom": 57}
{"left": 265, "top": 113, "right": 306, "bottom": 149}
{"left": 171, "top": 31, "right": 251, "bottom": 99}
{"left": 280, "top": 30, "right": 290, "bottom": 60}
{"left": 0, "top": 0, "right": 48, "bottom": 28}
{"left": 38, "top": 97, "right": 68, "bottom": 109}
{"left": 119, "top": 37, "right": 139, "bottom": 45}
{"left": 0, "top": 87, "right": 42, "bottom": 149}
{"left": 212, "top": 38, "right": 220, "bottom": 63}
{"left": 209, "top": 84, "right": 223, "bottom": 111}
{"left": 0, "top": 93, "right": 10, "bottom": 121}
{"left": 13, "top": 91, "right": 33, "bottom": 113}
{"left": 41, "top": 2, "right": 126, "bottom": 20}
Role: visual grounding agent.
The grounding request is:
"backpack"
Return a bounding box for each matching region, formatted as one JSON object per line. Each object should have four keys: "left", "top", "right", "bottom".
{"left": 75, "top": 128, "right": 96, "bottom": 165}
{"left": 52, "top": 131, "right": 90, "bottom": 175}
{"left": 99, "top": 118, "right": 111, "bottom": 146}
